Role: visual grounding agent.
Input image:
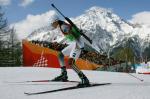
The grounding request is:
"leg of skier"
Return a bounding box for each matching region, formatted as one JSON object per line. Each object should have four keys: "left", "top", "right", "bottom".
{"left": 68, "top": 38, "right": 90, "bottom": 87}
{"left": 51, "top": 52, "right": 68, "bottom": 81}
{"left": 52, "top": 42, "right": 76, "bottom": 81}
{"left": 69, "top": 45, "right": 90, "bottom": 87}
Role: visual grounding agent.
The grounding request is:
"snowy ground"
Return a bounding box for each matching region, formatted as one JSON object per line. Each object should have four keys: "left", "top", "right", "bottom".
{"left": 0, "top": 67, "right": 150, "bottom": 99}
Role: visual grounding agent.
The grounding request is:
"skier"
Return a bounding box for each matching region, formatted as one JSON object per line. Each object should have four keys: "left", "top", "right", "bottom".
{"left": 51, "top": 19, "right": 90, "bottom": 87}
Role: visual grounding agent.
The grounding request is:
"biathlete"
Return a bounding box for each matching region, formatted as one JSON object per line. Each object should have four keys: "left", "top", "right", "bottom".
{"left": 51, "top": 19, "right": 90, "bottom": 87}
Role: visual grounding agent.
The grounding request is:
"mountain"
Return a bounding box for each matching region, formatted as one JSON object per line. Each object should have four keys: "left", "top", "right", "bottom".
{"left": 27, "top": 6, "right": 150, "bottom": 58}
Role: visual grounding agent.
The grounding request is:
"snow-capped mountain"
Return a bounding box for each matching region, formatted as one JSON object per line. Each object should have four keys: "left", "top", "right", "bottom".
{"left": 27, "top": 6, "right": 150, "bottom": 56}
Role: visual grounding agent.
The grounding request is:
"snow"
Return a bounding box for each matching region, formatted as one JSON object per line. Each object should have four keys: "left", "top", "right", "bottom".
{"left": 0, "top": 67, "right": 150, "bottom": 99}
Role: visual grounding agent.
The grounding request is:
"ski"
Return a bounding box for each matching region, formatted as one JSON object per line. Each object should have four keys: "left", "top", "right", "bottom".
{"left": 24, "top": 83, "right": 111, "bottom": 95}
{"left": 4, "top": 79, "right": 79, "bottom": 83}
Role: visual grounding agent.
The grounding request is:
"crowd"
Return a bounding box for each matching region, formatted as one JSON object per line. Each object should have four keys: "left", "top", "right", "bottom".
{"left": 31, "top": 40, "right": 67, "bottom": 51}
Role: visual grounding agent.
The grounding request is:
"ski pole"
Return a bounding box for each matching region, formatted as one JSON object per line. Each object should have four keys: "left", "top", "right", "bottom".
{"left": 127, "top": 73, "right": 144, "bottom": 82}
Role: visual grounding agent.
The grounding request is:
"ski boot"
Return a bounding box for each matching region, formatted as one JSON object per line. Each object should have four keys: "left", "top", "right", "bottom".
{"left": 52, "top": 67, "right": 68, "bottom": 82}
{"left": 77, "top": 72, "right": 91, "bottom": 87}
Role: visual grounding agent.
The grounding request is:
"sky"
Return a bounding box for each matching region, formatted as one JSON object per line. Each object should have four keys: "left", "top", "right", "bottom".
{"left": 0, "top": 0, "right": 150, "bottom": 40}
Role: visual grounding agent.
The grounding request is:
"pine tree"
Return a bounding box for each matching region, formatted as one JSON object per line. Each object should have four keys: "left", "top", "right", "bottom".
{"left": 112, "top": 38, "right": 135, "bottom": 72}
{"left": 0, "top": 6, "right": 21, "bottom": 66}
{"left": 0, "top": 6, "right": 8, "bottom": 49}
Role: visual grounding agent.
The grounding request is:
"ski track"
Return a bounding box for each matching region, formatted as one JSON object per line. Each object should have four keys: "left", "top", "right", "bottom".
{"left": 0, "top": 67, "right": 150, "bottom": 99}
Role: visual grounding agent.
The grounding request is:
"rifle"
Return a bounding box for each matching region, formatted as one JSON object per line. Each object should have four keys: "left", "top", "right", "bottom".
{"left": 51, "top": 4, "right": 92, "bottom": 44}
